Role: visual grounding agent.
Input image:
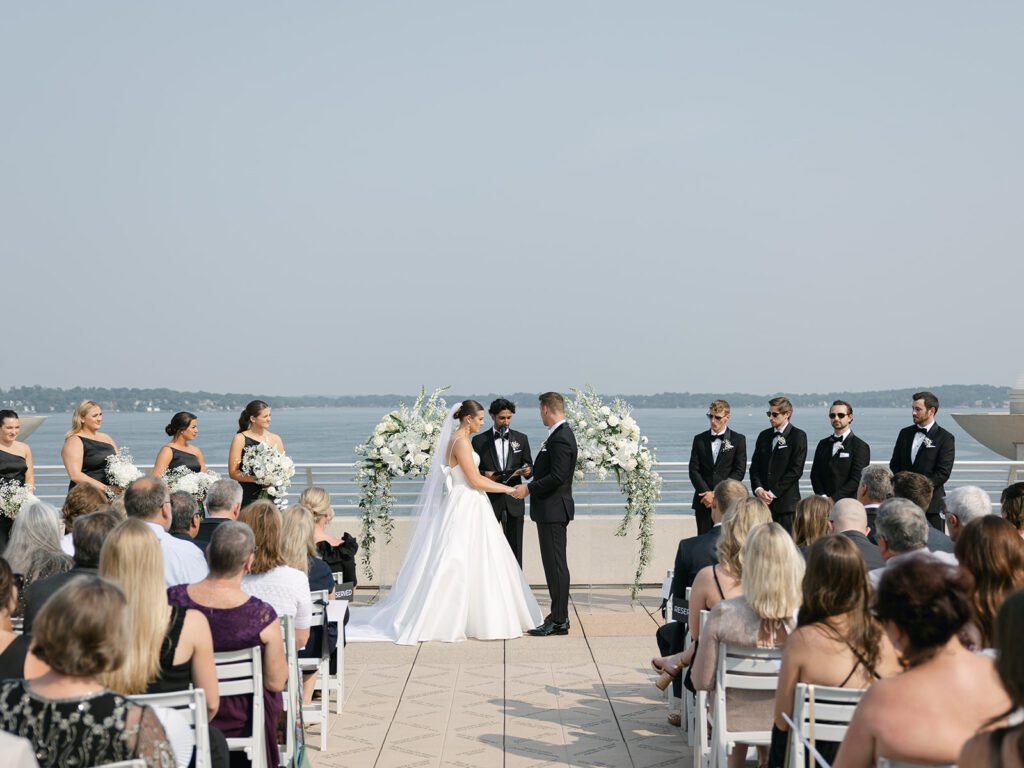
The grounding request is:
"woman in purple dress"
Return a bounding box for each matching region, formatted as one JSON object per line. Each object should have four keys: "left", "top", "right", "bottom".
{"left": 168, "top": 521, "right": 288, "bottom": 768}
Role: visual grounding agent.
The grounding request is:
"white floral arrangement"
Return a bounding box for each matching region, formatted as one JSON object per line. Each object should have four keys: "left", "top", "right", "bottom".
{"left": 163, "top": 466, "right": 221, "bottom": 504}
{"left": 355, "top": 386, "right": 449, "bottom": 579}
{"left": 105, "top": 448, "right": 144, "bottom": 495}
{"left": 0, "top": 479, "right": 35, "bottom": 520}
{"left": 565, "top": 386, "right": 663, "bottom": 597}
{"left": 241, "top": 442, "right": 295, "bottom": 505}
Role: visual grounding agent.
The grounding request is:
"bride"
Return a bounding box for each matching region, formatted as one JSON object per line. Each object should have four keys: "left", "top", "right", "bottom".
{"left": 346, "top": 399, "right": 543, "bottom": 644}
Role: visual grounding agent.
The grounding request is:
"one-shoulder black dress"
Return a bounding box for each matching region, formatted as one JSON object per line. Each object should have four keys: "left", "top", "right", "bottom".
{"left": 239, "top": 435, "right": 265, "bottom": 508}
{"left": 0, "top": 448, "right": 28, "bottom": 552}
{"left": 69, "top": 435, "right": 116, "bottom": 492}
{"left": 167, "top": 447, "right": 202, "bottom": 473}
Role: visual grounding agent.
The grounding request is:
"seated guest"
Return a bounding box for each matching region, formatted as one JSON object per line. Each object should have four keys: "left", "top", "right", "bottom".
{"left": 834, "top": 558, "right": 1011, "bottom": 766}
{"left": 24, "top": 510, "right": 119, "bottom": 633}
{"left": 770, "top": 535, "right": 901, "bottom": 766}
{"left": 870, "top": 497, "right": 957, "bottom": 587}
{"left": 691, "top": 523, "right": 804, "bottom": 768}
{"left": 168, "top": 491, "right": 202, "bottom": 546}
{"left": 195, "top": 479, "right": 243, "bottom": 551}
{"left": 302, "top": 486, "right": 359, "bottom": 585}
{"left": 828, "top": 499, "right": 885, "bottom": 570}
{"left": 124, "top": 476, "right": 208, "bottom": 587}
{"left": 1000, "top": 482, "right": 1024, "bottom": 539}
{"left": 0, "top": 558, "right": 47, "bottom": 680}
{"left": 856, "top": 465, "right": 893, "bottom": 538}
{"left": 959, "top": 588, "right": 1024, "bottom": 766}
{"left": 793, "top": 495, "right": 831, "bottom": 550}
{"left": 240, "top": 500, "right": 313, "bottom": 649}
{"left": 955, "top": 516, "right": 1024, "bottom": 650}
{"left": 945, "top": 485, "right": 994, "bottom": 543}
{"left": 168, "top": 522, "right": 287, "bottom": 768}
{"left": 58, "top": 483, "right": 108, "bottom": 555}
{"left": 653, "top": 496, "right": 772, "bottom": 686}
{"left": 0, "top": 576, "right": 175, "bottom": 768}
{"left": 5, "top": 501, "right": 72, "bottom": 617}
{"left": 892, "top": 471, "right": 955, "bottom": 554}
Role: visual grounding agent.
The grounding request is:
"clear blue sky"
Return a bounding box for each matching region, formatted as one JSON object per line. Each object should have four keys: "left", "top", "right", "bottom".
{"left": 3, "top": 3, "right": 1021, "bottom": 396}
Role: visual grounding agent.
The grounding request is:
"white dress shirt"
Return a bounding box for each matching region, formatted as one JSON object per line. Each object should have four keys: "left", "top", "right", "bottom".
{"left": 145, "top": 521, "right": 209, "bottom": 587}
{"left": 547, "top": 419, "right": 567, "bottom": 437}
{"left": 710, "top": 431, "right": 727, "bottom": 462}
{"left": 868, "top": 547, "right": 957, "bottom": 588}
{"left": 911, "top": 420, "right": 935, "bottom": 464}
{"left": 493, "top": 429, "right": 509, "bottom": 470}
{"left": 832, "top": 428, "right": 852, "bottom": 456}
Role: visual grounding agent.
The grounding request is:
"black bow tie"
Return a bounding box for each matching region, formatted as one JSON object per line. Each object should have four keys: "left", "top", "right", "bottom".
{"left": 775, "top": 431, "right": 785, "bottom": 438}
{"left": 495, "top": 431, "right": 507, "bottom": 439}
{"left": 711, "top": 434, "right": 725, "bottom": 442}
{"left": 916, "top": 426, "right": 929, "bottom": 435}
{"left": 831, "top": 435, "right": 844, "bottom": 443}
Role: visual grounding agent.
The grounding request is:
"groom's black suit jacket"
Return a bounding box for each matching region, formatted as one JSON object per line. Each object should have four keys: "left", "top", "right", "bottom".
{"left": 810, "top": 432, "right": 871, "bottom": 500}
{"left": 889, "top": 422, "right": 956, "bottom": 518}
{"left": 749, "top": 422, "right": 808, "bottom": 516}
{"left": 472, "top": 428, "right": 533, "bottom": 518}
{"left": 529, "top": 423, "right": 578, "bottom": 523}
{"left": 688, "top": 429, "right": 747, "bottom": 509}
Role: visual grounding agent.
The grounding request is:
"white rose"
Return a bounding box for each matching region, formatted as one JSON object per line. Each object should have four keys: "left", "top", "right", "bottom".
{"left": 424, "top": 424, "right": 435, "bottom": 435}
{"left": 607, "top": 414, "right": 620, "bottom": 427}
{"left": 597, "top": 421, "right": 608, "bottom": 430}
{"left": 372, "top": 435, "right": 385, "bottom": 448}
{"left": 587, "top": 428, "right": 595, "bottom": 437}
{"left": 599, "top": 406, "right": 611, "bottom": 416}
{"left": 579, "top": 420, "right": 587, "bottom": 428}
{"left": 574, "top": 469, "right": 585, "bottom": 481}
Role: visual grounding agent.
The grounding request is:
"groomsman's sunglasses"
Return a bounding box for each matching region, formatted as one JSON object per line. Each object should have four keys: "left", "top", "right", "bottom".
{"left": 706, "top": 413, "right": 727, "bottom": 421}
{"left": 829, "top": 412, "right": 850, "bottom": 420}
{"left": 766, "top": 411, "right": 785, "bottom": 418}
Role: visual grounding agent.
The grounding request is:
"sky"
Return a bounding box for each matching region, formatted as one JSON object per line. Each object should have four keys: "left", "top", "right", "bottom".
{"left": 3, "top": 3, "right": 1021, "bottom": 397}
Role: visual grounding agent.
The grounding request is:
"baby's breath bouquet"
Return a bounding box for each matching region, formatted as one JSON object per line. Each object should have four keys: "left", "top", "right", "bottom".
{"left": 105, "top": 448, "right": 144, "bottom": 496}
{"left": 163, "top": 466, "right": 221, "bottom": 504}
{"left": 241, "top": 442, "right": 295, "bottom": 506}
{"left": 0, "top": 479, "right": 35, "bottom": 520}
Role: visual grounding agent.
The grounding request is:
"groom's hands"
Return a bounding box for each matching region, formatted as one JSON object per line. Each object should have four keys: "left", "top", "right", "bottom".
{"left": 511, "top": 484, "right": 529, "bottom": 500}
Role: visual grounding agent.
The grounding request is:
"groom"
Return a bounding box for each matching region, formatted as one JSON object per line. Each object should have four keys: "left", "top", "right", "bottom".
{"left": 512, "top": 392, "right": 578, "bottom": 637}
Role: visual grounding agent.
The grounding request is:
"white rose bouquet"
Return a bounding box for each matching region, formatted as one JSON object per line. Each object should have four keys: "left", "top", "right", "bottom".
{"left": 355, "top": 385, "right": 449, "bottom": 579}
{"left": 566, "top": 386, "right": 662, "bottom": 597}
{"left": 164, "top": 466, "right": 221, "bottom": 504}
{"left": 105, "top": 448, "right": 144, "bottom": 494}
{"left": 0, "top": 479, "right": 35, "bottom": 520}
{"left": 241, "top": 442, "right": 295, "bottom": 504}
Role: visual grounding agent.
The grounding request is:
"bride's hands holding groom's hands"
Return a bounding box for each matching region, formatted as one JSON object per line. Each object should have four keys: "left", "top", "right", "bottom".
{"left": 510, "top": 484, "right": 529, "bottom": 500}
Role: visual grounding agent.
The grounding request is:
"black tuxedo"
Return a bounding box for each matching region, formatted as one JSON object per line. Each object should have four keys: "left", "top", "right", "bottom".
{"left": 749, "top": 423, "right": 808, "bottom": 532}
{"left": 839, "top": 530, "right": 885, "bottom": 571}
{"left": 529, "top": 422, "right": 577, "bottom": 624}
{"left": 473, "top": 428, "right": 533, "bottom": 565}
{"left": 889, "top": 423, "right": 955, "bottom": 529}
{"left": 810, "top": 432, "right": 871, "bottom": 501}
{"left": 195, "top": 515, "right": 232, "bottom": 553}
{"left": 688, "top": 430, "right": 747, "bottom": 534}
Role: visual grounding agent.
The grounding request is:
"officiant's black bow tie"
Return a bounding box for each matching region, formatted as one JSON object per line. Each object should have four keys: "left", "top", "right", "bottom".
{"left": 831, "top": 435, "right": 844, "bottom": 443}
{"left": 711, "top": 435, "right": 724, "bottom": 441}
{"left": 916, "top": 426, "right": 929, "bottom": 434}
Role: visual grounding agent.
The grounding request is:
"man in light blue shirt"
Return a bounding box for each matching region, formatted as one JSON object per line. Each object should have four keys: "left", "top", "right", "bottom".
{"left": 124, "top": 476, "right": 209, "bottom": 587}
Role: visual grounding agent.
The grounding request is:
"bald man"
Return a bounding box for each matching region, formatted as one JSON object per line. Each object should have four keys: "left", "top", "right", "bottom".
{"left": 828, "top": 498, "right": 885, "bottom": 570}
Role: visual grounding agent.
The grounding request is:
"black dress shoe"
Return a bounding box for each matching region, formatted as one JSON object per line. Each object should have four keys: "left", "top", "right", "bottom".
{"left": 528, "top": 618, "right": 570, "bottom": 636}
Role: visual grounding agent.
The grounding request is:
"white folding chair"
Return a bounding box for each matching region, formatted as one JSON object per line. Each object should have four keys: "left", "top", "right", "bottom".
{"left": 296, "top": 590, "right": 331, "bottom": 752}
{"left": 330, "top": 571, "right": 350, "bottom": 714}
{"left": 685, "top": 609, "right": 711, "bottom": 768}
{"left": 279, "top": 616, "right": 302, "bottom": 766}
{"left": 215, "top": 646, "right": 266, "bottom": 768}
{"left": 130, "top": 688, "right": 211, "bottom": 768}
{"left": 785, "top": 684, "right": 863, "bottom": 768}
{"left": 710, "top": 642, "right": 782, "bottom": 767}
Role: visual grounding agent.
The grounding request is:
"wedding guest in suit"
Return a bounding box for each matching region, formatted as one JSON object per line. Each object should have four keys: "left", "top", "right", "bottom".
{"left": 810, "top": 401, "right": 870, "bottom": 502}
{"left": 857, "top": 465, "right": 893, "bottom": 538}
{"left": 889, "top": 391, "right": 955, "bottom": 531}
{"left": 473, "top": 398, "right": 533, "bottom": 566}
{"left": 892, "top": 471, "right": 956, "bottom": 555}
{"left": 868, "top": 498, "right": 957, "bottom": 588}
{"left": 168, "top": 491, "right": 202, "bottom": 547}
{"left": 514, "top": 392, "right": 577, "bottom": 637}
{"left": 944, "top": 485, "right": 994, "bottom": 543}
{"left": 828, "top": 499, "right": 885, "bottom": 570}
{"left": 749, "top": 397, "right": 808, "bottom": 533}
{"left": 688, "top": 400, "right": 747, "bottom": 535}
{"left": 194, "top": 479, "right": 242, "bottom": 552}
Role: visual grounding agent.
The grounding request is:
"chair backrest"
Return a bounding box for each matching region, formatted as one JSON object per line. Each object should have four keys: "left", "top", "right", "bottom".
{"left": 787, "top": 684, "right": 864, "bottom": 768}
{"left": 711, "top": 639, "right": 782, "bottom": 751}
{"left": 214, "top": 646, "right": 265, "bottom": 768}
{"left": 130, "top": 688, "right": 211, "bottom": 768}
{"left": 686, "top": 610, "right": 712, "bottom": 768}
{"left": 876, "top": 760, "right": 957, "bottom": 768}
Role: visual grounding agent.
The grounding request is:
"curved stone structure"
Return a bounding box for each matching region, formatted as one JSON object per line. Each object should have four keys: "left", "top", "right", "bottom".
{"left": 952, "top": 374, "right": 1024, "bottom": 460}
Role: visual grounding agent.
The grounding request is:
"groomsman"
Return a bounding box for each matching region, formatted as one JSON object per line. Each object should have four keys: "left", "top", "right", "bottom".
{"left": 688, "top": 399, "right": 747, "bottom": 534}
{"left": 473, "top": 397, "right": 533, "bottom": 566}
{"left": 810, "top": 400, "right": 871, "bottom": 501}
{"left": 749, "top": 397, "right": 808, "bottom": 533}
{"left": 889, "top": 391, "right": 955, "bottom": 531}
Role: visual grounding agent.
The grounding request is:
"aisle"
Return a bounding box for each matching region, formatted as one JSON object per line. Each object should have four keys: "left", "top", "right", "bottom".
{"left": 311, "top": 588, "right": 689, "bottom": 768}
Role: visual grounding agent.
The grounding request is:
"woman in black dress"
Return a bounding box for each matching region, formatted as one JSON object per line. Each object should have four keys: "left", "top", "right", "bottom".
{"left": 0, "top": 410, "right": 34, "bottom": 552}
{"left": 151, "top": 411, "right": 207, "bottom": 477}
{"left": 228, "top": 400, "right": 285, "bottom": 509}
{"left": 60, "top": 400, "right": 117, "bottom": 495}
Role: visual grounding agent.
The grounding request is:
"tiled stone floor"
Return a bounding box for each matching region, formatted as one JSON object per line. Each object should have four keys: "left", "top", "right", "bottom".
{"left": 310, "top": 587, "right": 691, "bottom": 768}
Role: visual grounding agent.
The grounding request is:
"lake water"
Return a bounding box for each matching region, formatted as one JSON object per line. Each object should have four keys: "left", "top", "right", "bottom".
{"left": 23, "top": 406, "right": 1003, "bottom": 467}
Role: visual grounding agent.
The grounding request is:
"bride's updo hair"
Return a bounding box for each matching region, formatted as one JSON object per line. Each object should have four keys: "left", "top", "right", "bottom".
{"left": 453, "top": 400, "right": 484, "bottom": 421}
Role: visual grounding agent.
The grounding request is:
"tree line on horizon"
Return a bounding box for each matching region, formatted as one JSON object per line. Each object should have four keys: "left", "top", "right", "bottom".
{"left": 0, "top": 384, "right": 1010, "bottom": 413}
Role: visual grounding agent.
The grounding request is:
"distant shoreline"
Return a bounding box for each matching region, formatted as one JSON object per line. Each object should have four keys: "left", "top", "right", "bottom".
{"left": 1, "top": 384, "right": 1010, "bottom": 414}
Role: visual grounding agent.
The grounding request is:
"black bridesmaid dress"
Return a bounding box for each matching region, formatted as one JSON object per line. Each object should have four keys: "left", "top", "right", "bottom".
{"left": 0, "top": 448, "right": 28, "bottom": 553}
{"left": 238, "top": 435, "right": 266, "bottom": 508}
{"left": 69, "top": 435, "right": 116, "bottom": 492}
{"left": 167, "top": 447, "right": 202, "bottom": 473}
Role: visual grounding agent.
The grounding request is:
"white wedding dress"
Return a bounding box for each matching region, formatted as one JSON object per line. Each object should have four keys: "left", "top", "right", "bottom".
{"left": 347, "top": 447, "right": 542, "bottom": 645}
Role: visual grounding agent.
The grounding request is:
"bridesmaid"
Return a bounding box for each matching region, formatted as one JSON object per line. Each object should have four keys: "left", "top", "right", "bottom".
{"left": 60, "top": 400, "right": 117, "bottom": 495}
{"left": 229, "top": 400, "right": 285, "bottom": 509}
{"left": 152, "top": 411, "right": 207, "bottom": 477}
{"left": 0, "top": 409, "right": 34, "bottom": 552}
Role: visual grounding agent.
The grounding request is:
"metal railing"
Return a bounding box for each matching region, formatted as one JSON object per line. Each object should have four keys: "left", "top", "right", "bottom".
{"left": 29, "top": 460, "right": 1023, "bottom": 512}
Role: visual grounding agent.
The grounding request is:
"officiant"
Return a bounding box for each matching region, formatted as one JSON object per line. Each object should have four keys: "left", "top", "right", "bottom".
{"left": 473, "top": 397, "right": 533, "bottom": 566}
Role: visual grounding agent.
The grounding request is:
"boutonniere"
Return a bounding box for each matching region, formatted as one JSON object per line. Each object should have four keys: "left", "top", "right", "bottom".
{"left": 510, "top": 440, "right": 521, "bottom": 452}
{"left": 539, "top": 441, "right": 547, "bottom": 451}
{"left": 776, "top": 436, "right": 787, "bottom": 448}
{"left": 922, "top": 436, "right": 934, "bottom": 449}
{"left": 721, "top": 439, "right": 734, "bottom": 452}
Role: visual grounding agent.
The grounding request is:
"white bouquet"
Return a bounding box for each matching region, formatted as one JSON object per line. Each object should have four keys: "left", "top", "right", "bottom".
{"left": 241, "top": 442, "right": 295, "bottom": 501}
{"left": 0, "top": 480, "right": 35, "bottom": 520}
{"left": 105, "top": 447, "right": 144, "bottom": 491}
{"left": 164, "top": 466, "right": 221, "bottom": 503}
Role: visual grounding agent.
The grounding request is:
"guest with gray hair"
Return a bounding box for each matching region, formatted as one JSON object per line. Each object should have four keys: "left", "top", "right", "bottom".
{"left": 857, "top": 464, "right": 894, "bottom": 537}
{"left": 195, "top": 479, "right": 243, "bottom": 553}
{"left": 869, "top": 497, "right": 957, "bottom": 587}
{"left": 5, "top": 500, "right": 73, "bottom": 617}
{"left": 168, "top": 490, "right": 202, "bottom": 546}
{"left": 124, "top": 476, "right": 208, "bottom": 587}
{"left": 828, "top": 498, "right": 885, "bottom": 570}
{"left": 945, "top": 485, "right": 993, "bottom": 543}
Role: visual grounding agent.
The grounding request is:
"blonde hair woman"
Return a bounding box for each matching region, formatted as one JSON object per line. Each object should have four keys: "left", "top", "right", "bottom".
{"left": 61, "top": 399, "right": 118, "bottom": 494}
{"left": 301, "top": 486, "right": 359, "bottom": 585}
{"left": 99, "top": 519, "right": 219, "bottom": 721}
{"left": 793, "top": 495, "right": 832, "bottom": 549}
{"left": 691, "top": 523, "right": 804, "bottom": 768}
{"left": 653, "top": 497, "right": 773, "bottom": 686}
